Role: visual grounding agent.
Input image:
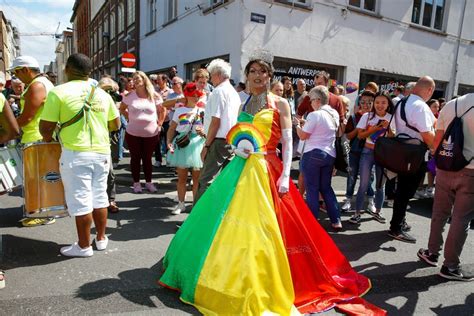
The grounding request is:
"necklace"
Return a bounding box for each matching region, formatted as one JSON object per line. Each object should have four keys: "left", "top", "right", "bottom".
{"left": 245, "top": 91, "right": 268, "bottom": 116}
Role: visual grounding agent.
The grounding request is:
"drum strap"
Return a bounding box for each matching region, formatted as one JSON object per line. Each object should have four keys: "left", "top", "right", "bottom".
{"left": 59, "top": 85, "right": 97, "bottom": 131}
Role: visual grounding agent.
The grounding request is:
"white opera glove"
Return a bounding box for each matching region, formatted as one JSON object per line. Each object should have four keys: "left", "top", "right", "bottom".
{"left": 278, "top": 128, "right": 293, "bottom": 194}
{"left": 234, "top": 147, "right": 250, "bottom": 159}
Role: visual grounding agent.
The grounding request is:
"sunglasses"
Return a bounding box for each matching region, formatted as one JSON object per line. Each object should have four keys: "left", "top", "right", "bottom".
{"left": 359, "top": 101, "right": 373, "bottom": 105}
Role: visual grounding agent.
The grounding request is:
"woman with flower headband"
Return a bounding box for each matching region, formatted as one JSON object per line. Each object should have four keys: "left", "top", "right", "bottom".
{"left": 166, "top": 82, "right": 206, "bottom": 215}
{"left": 158, "top": 51, "right": 384, "bottom": 315}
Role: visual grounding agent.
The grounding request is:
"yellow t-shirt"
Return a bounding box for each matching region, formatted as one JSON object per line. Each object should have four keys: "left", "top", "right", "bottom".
{"left": 20, "top": 76, "right": 54, "bottom": 144}
{"left": 41, "top": 80, "right": 119, "bottom": 154}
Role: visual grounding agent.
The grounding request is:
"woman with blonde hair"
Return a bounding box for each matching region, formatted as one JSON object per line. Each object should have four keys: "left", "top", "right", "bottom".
{"left": 120, "top": 71, "right": 165, "bottom": 193}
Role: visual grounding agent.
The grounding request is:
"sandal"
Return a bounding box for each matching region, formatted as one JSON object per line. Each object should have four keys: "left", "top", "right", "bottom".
{"left": 0, "top": 270, "right": 5, "bottom": 289}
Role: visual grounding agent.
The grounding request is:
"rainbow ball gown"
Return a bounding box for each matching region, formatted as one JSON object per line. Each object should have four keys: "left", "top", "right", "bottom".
{"left": 159, "top": 94, "right": 385, "bottom": 316}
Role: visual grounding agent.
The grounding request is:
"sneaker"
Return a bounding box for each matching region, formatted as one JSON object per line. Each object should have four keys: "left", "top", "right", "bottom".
{"left": 426, "top": 187, "right": 435, "bottom": 198}
{"left": 341, "top": 199, "right": 352, "bottom": 212}
{"left": 414, "top": 189, "right": 428, "bottom": 199}
{"left": 133, "top": 182, "right": 142, "bottom": 193}
{"left": 108, "top": 201, "right": 119, "bottom": 213}
{"left": 94, "top": 236, "right": 109, "bottom": 251}
{"left": 153, "top": 161, "right": 162, "bottom": 168}
{"left": 331, "top": 220, "right": 343, "bottom": 231}
{"left": 439, "top": 265, "right": 474, "bottom": 282}
{"left": 349, "top": 214, "right": 361, "bottom": 224}
{"left": 401, "top": 219, "right": 412, "bottom": 232}
{"left": 417, "top": 248, "right": 439, "bottom": 267}
{"left": 145, "top": 182, "right": 157, "bottom": 193}
{"left": 60, "top": 243, "right": 93, "bottom": 257}
{"left": 388, "top": 230, "right": 416, "bottom": 243}
{"left": 171, "top": 201, "right": 186, "bottom": 215}
{"left": 367, "top": 198, "right": 376, "bottom": 213}
{"left": 21, "top": 217, "right": 56, "bottom": 227}
{"left": 372, "top": 212, "right": 386, "bottom": 224}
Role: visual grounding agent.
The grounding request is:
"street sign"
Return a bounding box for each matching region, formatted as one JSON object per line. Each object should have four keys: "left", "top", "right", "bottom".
{"left": 250, "top": 13, "right": 266, "bottom": 24}
{"left": 121, "top": 67, "right": 136, "bottom": 73}
{"left": 121, "top": 53, "right": 136, "bottom": 67}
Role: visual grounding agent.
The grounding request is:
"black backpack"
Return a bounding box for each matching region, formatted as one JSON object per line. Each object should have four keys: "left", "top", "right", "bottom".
{"left": 434, "top": 99, "right": 473, "bottom": 171}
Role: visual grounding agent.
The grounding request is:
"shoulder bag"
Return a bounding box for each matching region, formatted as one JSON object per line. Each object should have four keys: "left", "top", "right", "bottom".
{"left": 374, "top": 97, "right": 428, "bottom": 175}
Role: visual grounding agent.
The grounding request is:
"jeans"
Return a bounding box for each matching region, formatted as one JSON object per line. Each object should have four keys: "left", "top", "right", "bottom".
{"left": 118, "top": 115, "right": 128, "bottom": 160}
{"left": 301, "top": 148, "right": 340, "bottom": 224}
{"left": 346, "top": 151, "right": 375, "bottom": 199}
{"left": 355, "top": 148, "right": 385, "bottom": 211}
{"left": 428, "top": 168, "right": 474, "bottom": 270}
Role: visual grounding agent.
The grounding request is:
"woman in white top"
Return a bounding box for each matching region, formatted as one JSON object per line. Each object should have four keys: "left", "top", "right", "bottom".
{"left": 166, "top": 83, "right": 206, "bottom": 215}
{"left": 295, "top": 86, "right": 342, "bottom": 229}
{"left": 349, "top": 92, "right": 395, "bottom": 225}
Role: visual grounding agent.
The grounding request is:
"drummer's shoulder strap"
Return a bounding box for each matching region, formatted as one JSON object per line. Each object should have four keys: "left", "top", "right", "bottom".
{"left": 59, "top": 85, "right": 97, "bottom": 130}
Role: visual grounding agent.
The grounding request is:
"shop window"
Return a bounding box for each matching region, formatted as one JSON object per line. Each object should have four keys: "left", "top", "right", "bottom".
{"left": 147, "top": 0, "right": 157, "bottom": 32}
{"left": 349, "top": 0, "right": 377, "bottom": 12}
{"left": 411, "top": 0, "right": 445, "bottom": 31}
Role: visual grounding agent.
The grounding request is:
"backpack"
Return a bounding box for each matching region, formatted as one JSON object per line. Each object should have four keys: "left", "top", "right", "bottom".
{"left": 374, "top": 96, "right": 428, "bottom": 175}
{"left": 434, "top": 99, "right": 473, "bottom": 171}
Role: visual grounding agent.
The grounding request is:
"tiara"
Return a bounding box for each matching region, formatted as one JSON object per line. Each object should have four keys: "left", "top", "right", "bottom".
{"left": 248, "top": 49, "right": 274, "bottom": 65}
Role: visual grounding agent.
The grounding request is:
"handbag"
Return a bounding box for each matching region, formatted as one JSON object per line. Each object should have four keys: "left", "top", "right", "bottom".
{"left": 322, "top": 109, "right": 350, "bottom": 173}
{"left": 174, "top": 111, "right": 198, "bottom": 149}
{"left": 374, "top": 97, "right": 428, "bottom": 175}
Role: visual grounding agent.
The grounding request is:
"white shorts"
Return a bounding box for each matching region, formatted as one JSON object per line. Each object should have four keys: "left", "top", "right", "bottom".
{"left": 59, "top": 149, "right": 110, "bottom": 217}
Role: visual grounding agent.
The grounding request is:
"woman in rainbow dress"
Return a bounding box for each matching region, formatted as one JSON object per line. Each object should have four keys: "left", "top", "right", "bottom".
{"left": 158, "top": 51, "right": 385, "bottom": 315}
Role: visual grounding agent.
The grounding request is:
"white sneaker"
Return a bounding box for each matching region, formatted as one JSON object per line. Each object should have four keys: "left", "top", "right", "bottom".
{"left": 171, "top": 201, "right": 186, "bottom": 215}
{"left": 95, "top": 236, "right": 109, "bottom": 251}
{"left": 341, "top": 199, "right": 352, "bottom": 212}
{"left": 367, "top": 198, "right": 376, "bottom": 213}
{"left": 60, "top": 243, "right": 93, "bottom": 257}
{"left": 154, "top": 161, "right": 162, "bottom": 167}
{"left": 426, "top": 187, "right": 435, "bottom": 198}
{"left": 414, "top": 189, "right": 428, "bottom": 199}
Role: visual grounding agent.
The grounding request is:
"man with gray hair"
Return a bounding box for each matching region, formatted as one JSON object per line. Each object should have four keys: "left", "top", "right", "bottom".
{"left": 195, "top": 59, "right": 241, "bottom": 202}
{"left": 392, "top": 81, "right": 416, "bottom": 105}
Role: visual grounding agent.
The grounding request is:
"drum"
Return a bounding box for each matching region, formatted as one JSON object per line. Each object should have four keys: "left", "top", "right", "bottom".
{"left": 23, "top": 142, "right": 68, "bottom": 218}
{"left": 0, "top": 146, "right": 23, "bottom": 194}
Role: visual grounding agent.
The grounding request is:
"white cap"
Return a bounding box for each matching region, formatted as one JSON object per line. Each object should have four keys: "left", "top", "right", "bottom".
{"left": 8, "top": 56, "right": 40, "bottom": 71}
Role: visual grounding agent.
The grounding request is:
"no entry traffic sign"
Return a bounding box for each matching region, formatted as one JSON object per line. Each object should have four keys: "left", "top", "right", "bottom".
{"left": 121, "top": 53, "right": 136, "bottom": 67}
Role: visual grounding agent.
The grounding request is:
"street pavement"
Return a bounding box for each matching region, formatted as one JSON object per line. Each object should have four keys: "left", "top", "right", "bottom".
{"left": 0, "top": 156, "right": 473, "bottom": 315}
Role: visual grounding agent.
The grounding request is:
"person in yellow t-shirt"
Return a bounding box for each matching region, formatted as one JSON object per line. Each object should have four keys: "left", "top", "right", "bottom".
{"left": 8, "top": 56, "right": 56, "bottom": 227}
{"left": 40, "top": 53, "right": 120, "bottom": 258}
{"left": 0, "top": 93, "right": 20, "bottom": 143}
